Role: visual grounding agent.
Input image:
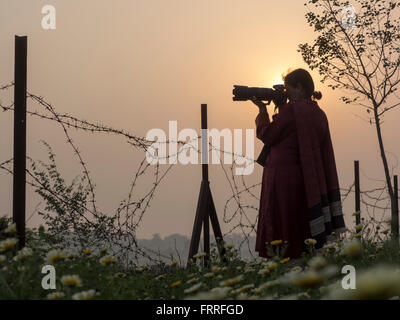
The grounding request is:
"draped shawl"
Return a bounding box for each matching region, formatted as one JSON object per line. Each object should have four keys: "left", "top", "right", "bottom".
{"left": 256, "top": 100, "right": 346, "bottom": 248}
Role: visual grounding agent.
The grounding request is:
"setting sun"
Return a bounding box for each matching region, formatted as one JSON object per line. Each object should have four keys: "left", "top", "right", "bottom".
{"left": 272, "top": 74, "right": 284, "bottom": 85}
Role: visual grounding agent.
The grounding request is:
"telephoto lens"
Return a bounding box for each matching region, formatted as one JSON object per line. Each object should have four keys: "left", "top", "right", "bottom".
{"left": 232, "top": 85, "right": 286, "bottom": 103}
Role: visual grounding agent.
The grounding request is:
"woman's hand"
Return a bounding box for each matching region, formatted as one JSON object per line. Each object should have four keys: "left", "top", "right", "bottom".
{"left": 250, "top": 96, "right": 268, "bottom": 113}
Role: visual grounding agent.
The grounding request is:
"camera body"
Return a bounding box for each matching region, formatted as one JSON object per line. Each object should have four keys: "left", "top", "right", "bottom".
{"left": 232, "top": 84, "right": 288, "bottom": 167}
{"left": 232, "top": 84, "right": 287, "bottom": 106}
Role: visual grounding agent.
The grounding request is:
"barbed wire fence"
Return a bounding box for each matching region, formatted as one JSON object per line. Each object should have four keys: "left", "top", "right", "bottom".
{"left": 0, "top": 82, "right": 398, "bottom": 268}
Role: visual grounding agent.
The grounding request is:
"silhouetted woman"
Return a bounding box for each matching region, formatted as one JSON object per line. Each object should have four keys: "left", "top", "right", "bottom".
{"left": 251, "top": 68, "right": 346, "bottom": 260}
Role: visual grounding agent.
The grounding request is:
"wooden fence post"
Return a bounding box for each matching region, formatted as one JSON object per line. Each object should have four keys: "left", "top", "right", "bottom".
{"left": 13, "top": 35, "right": 27, "bottom": 249}
{"left": 354, "top": 160, "right": 361, "bottom": 232}
{"left": 392, "top": 175, "right": 399, "bottom": 241}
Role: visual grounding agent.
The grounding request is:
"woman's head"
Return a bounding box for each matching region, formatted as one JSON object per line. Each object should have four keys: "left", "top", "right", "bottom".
{"left": 282, "top": 68, "right": 322, "bottom": 101}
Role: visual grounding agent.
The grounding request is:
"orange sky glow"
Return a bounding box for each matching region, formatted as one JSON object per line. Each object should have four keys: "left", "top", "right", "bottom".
{"left": 1, "top": 0, "right": 399, "bottom": 240}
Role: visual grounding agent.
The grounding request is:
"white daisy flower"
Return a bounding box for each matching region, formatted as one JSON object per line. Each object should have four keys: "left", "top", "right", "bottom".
{"left": 72, "top": 289, "right": 96, "bottom": 300}
{"left": 47, "top": 292, "right": 65, "bottom": 300}
{"left": 60, "top": 275, "right": 82, "bottom": 287}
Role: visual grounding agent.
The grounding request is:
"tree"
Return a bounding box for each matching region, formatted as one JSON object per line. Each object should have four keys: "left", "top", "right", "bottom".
{"left": 298, "top": 0, "right": 400, "bottom": 237}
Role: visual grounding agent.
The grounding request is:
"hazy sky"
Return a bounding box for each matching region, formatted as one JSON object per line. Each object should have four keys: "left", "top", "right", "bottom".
{"left": 1, "top": 0, "right": 399, "bottom": 240}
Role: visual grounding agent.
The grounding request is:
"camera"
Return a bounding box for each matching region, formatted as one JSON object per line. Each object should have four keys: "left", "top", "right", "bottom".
{"left": 232, "top": 84, "right": 287, "bottom": 106}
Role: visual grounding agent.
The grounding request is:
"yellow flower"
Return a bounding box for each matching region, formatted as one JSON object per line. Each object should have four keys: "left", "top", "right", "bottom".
{"left": 238, "top": 284, "right": 255, "bottom": 293}
{"left": 193, "top": 252, "right": 206, "bottom": 259}
{"left": 280, "top": 257, "right": 290, "bottom": 264}
{"left": 100, "top": 256, "right": 116, "bottom": 266}
{"left": 171, "top": 280, "right": 182, "bottom": 287}
{"left": 291, "top": 266, "right": 303, "bottom": 273}
{"left": 304, "top": 239, "right": 317, "bottom": 246}
{"left": 46, "top": 249, "right": 65, "bottom": 264}
{"left": 47, "top": 292, "right": 65, "bottom": 300}
{"left": 266, "top": 261, "right": 278, "bottom": 270}
{"left": 297, "top": 292, "right": 311, "bottom": 299}
{"left": 351, "top": 233, "right": 362, "bottom": 239}
{"left": 252, "top": 287, "right": 263, "bottom": 295}
{"left": 0, "top": 238, "right": 17, "bottom": 252}
{"left": 61, "top": 275, "right": 82, "bottom": 288}
{"left": 156, "top": 274, "right": 166, "bottom": 280}
{"left": 355, "top": 224, "right": 363, "bottom": 232}
{"left": 291, "top": 270, "right": 325, "bottom": 287}
{"left": 270, "top": 240, "right": 283, "bottom": 246}
{"left": 258, "top": 268, "right": 270, "bottom": 276}
{"left": 170, "top": 261, "right": 178, "bottom": 267}
{"left": 340, "top": 240, "right": 362, "bottom": 257}
{"left": 82, "top": 248, "right": 91, "bottom": 255}
{"left": 114, "top": 272, "right": 126, "bottom": 278}
{"left": 220, "top": 275, "right": 243, "bottom": 287}
{"left": 225, "top": 244, "right": 234, "bottom": 249}
{"left": 66, "top": 253, "right": 77, "bottom": 259}
{"left": 211, "top": 266, "right": 221, "bottom": 273}
{"left": 72, "top": 289, "right": 96, "bottom": 300}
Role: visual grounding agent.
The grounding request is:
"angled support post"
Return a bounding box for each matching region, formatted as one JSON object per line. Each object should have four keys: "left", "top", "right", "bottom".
{"left": 187, "top": 104, "right": 226, "bottom": 268}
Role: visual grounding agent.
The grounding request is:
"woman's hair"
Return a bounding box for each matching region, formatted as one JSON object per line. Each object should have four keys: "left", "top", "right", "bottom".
{"left": 283, "top": 68, "right": 322, "bottom": 101}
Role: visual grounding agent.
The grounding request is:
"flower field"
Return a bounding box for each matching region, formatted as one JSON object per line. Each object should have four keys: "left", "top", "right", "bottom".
{"left": 1, "top": 215, "right": 400, "bottom": 300}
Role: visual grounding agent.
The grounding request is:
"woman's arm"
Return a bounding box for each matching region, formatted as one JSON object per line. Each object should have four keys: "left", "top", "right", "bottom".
{"left": 255, "top": 105, "right": 292, "bottom": 146}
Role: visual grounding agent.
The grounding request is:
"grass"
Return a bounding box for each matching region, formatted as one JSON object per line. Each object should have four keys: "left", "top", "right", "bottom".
{"left": 1, "top": 215, "right": 400, "bottom": 300}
